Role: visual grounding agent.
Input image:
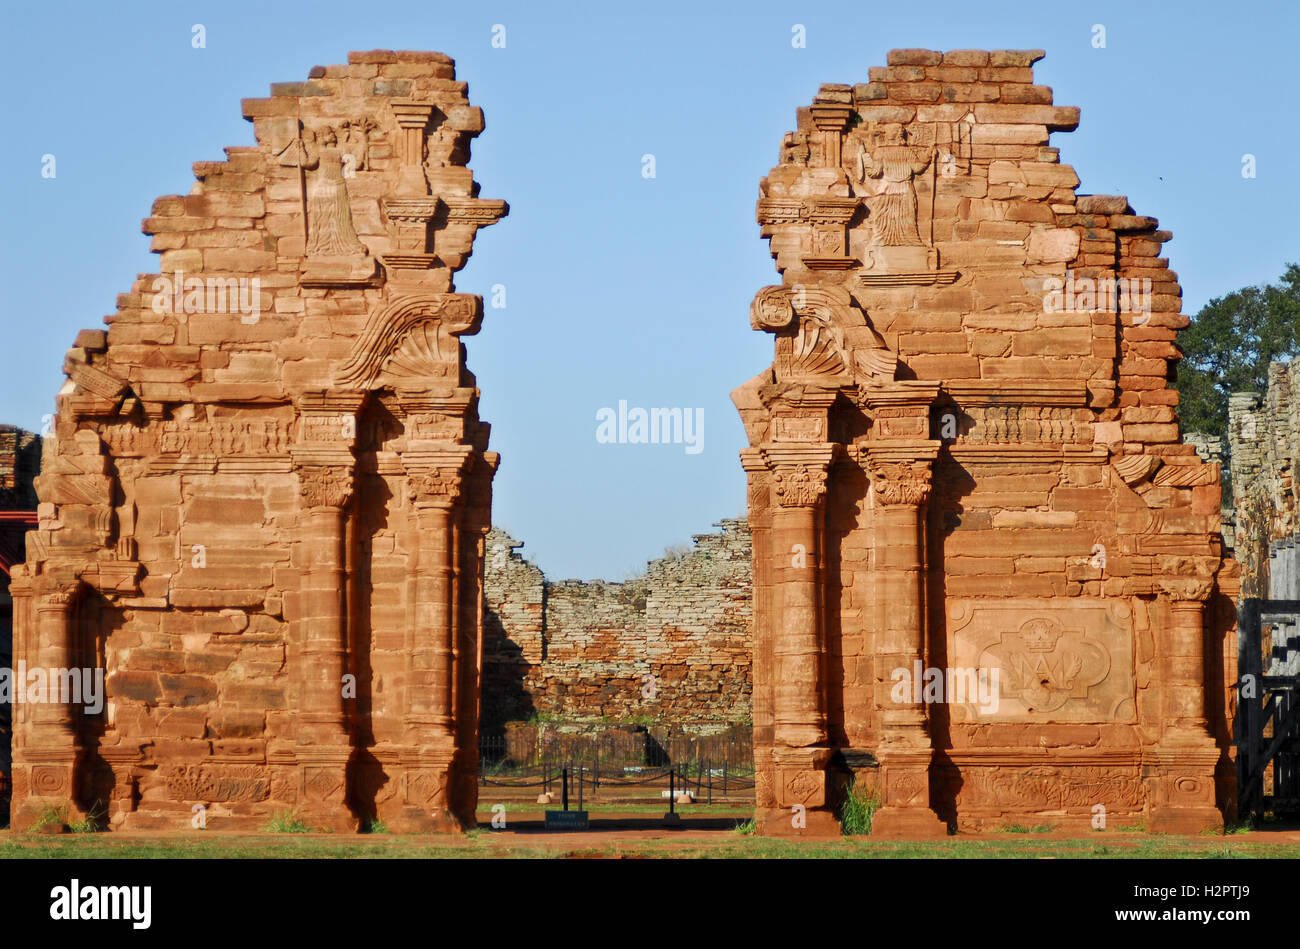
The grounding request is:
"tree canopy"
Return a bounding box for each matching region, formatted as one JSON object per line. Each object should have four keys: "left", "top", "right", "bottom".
{"left": 1174, "top": 263, "right": 1300, "bottom": 439}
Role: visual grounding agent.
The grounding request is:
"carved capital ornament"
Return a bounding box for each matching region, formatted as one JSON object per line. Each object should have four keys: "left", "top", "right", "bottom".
{"left": 771, "top": 465, "right": 828, "bottom": 508}
{"left": 869, "top": 461, "right": 933, "bottom": 507}
{"left": 297, "top": 466, "right": 354, "bottom": 509}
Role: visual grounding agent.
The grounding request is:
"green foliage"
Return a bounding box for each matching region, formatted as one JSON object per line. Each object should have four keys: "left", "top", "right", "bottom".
{"left": 26, "top": 804, "right": 68, "bottom": 834}
{"left": 69, "top": 801, "right": 108, "bottom": 834}
{"left": 733, "top": 817, "right": 757, "bottom": 836}
{"left": 264, "top": 810, "right": 313, "bottom": 834}
{"left": 1175, "top": 263, "right": 1300, "bottom": 442}
{"left": 363, "top": 818, "right": 389, "bottom": 835}
{"left": 837, "top": 778, "right": 879, "bottom": 836}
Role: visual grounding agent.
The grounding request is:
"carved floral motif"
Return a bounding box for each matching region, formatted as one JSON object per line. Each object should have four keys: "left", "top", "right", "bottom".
{"left": 298, "top": 466, "right": 354, "bottom": 509}
{"left": 868, "top": 461, "right": 932, "bottom": 507}
{"left": 772, "top": 466, "right": 827, "bottom": 508}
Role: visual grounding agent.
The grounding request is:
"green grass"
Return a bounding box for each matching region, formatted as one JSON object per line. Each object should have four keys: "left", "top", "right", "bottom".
{"left": 838, "top": 779, "right": 879, "bottom": 836}
{"left": 25, "top": 804, "right": 69, "bottom": 834}
{"left": 996, "top": 823, "right": 1055, "bottom": 834}
{"left": 733, "top": 818, "right": 757, "bottom": 836}
{"left": 6, "top": 832, "right": 1300, "bottom": 859}
{"left": 264, "top": 810, "right": 315, "bottom": 834}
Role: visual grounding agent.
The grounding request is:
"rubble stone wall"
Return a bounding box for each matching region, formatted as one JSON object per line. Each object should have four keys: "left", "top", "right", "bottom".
{"left": 1229, "top": 360, "right": 1300, "bottom": 597}
{"left": 483, "top": 520, "right": 753, "bottom": 729}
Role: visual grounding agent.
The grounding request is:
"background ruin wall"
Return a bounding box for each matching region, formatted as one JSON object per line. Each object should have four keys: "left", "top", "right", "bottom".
{"left": 1230, "top": 360, "right": 1300, "bottom": 598}
{"left": 482, "top": 520, "right": 753, "bottom": 731}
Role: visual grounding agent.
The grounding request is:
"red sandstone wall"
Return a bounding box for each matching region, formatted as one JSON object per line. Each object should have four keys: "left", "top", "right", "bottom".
{"left": 737, "top": 48, "right": 1236, "bottom": 835}
{"left": 10, "top": 51, "right": 505, "bottom": 832}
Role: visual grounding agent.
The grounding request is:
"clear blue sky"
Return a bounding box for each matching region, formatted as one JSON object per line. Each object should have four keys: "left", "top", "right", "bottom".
{"left": 1, "top": 0, "right": 1296, "bottom": 580}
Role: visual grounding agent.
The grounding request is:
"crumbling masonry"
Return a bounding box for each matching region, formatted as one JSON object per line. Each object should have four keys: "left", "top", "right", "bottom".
{"left": 734, "top": 49, "right": 1238, "bottom": 835}
{"left": 1229, "top": 360, "right": 1300, "bottom": 598}
{"left": 9, "top": 51, "right": 506, "bottom": 831}
{"left": 482, "top": 521, "right": 753, "bottom": 728}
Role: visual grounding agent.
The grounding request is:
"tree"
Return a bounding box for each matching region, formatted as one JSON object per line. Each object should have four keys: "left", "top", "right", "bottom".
{"left": 1175, "top": 263, "right": 1300, "bottom": 439}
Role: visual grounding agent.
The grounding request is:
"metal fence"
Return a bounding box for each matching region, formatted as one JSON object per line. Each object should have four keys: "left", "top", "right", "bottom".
{"left": 478, "top": 726, "right": 752, "bottom": 773}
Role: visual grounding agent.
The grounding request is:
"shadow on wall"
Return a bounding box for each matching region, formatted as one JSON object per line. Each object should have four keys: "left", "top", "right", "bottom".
{"left": 481, "top": 605, "right": 538, "bottom": 740}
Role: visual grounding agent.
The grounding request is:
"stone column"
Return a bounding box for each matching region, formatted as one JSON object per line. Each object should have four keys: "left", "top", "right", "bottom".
{"left": 398, "top": 459, "right": 466, "bottom": 831}
{"left": 1149, "top": 573, "right": 1223, "bottom": 834}
{"left": 389, "top": 99, "right": 435, "bottom": 197}
{"left": 866, "top": 451, "right": 948, "bottom": 837}
{"left": 293, "top": 464, "right": 356, "bottom": 831}
{"left": 809, "top": 99, "right": 853, "bottom": 171}
{"left": 13, "top": 577, "right": 84, "bottom": 828}
{"left": 760, "top": 444, "right": 839, "bottom": 836}
{"left": 740, "top": 448, "right": 776, "bottom": 813}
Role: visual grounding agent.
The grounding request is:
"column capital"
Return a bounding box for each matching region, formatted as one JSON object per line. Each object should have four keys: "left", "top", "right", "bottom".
{"left": 866, "top": 458, "right": 934, "bottom": 507}
{"left": 771, "top": 465, "right": 828, "bottom": 509}
{"left": 33, "top": 572, "right": 81, "bottom": 609}
{"left": 406, "top": 468, "right": 463, "bottom": 506}
{"left": 1159, "top": 576, "right": 1215, "bottom": 603}
{"left": 297, "top": 465, "right": 354, "bottom": 510}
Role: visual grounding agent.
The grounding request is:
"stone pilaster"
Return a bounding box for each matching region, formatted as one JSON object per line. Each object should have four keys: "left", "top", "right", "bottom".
{"left": 1149, "top": 573, "right": 1224, "bottom": 834}
{"left": 395, "top": 449, "right": 470, "bottom": 831}
{"left": 740, "top": 448, "right": 776, "bottom": 813}
{"left": 11, "top": 577, "right": 84, "bottom": 829}
{"left": 756, "top": 442, "right": 839, "bottom": 836}
{"left": 864, "top": 448, "right": 948, "bottom": 838}
{"left": 292, "top": 463, "right": 356, "bottom": 830}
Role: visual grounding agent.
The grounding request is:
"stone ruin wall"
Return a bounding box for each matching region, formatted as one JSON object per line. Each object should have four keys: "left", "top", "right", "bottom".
{"left": 734, "top": 48, "right": 1237, "bottom": 836}
{"left": 1229, "top": 360, "right": 1300, "bottom": 597}
{"left": 9, "top": 51, "right": 506, "bottom": 832}
{"left": 482, "top": 520, "right": 753, "bottom": 731}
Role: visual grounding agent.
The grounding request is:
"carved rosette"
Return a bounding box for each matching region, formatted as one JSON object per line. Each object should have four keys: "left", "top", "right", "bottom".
{"left": 771, "top": 465, "right": 828, "bottom": 509}
{"left": 750, "top": 285, "right": 795, "bottom": 332}
{"left": 297, "top": 466, "right": 354, "bottom": 509}
{"left": 868, "top": 461, "right": 933, "bottom": 507}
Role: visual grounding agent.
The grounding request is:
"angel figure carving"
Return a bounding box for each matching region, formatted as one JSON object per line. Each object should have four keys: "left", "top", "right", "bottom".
{"left": 278, "top": 125, "right": 368, "bottom": 258}
{"left": 854, "top": 125, "right": 932, "bottom": 246}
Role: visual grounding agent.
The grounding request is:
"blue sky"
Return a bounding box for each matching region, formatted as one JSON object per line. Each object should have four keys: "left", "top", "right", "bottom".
{"left": 1, "top": 0, "right": 1296, "bottom": 579}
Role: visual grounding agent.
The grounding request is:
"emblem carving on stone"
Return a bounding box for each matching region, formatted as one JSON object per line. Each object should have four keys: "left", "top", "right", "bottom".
{"left": 303, "top": 766, "right": 345, "bottom": 803}
{"left": 30, "top": 766, "right": 70, "bottom": 797}
{"left": 772, "top": 465, "right": 827, "bottom": 508}
{"left": 868, "top": 461, "right": 932, "bottom": 507}
{"left": 959, "top": 766, "right": 1144, "bottom": 809}
{"left": 297, "top": 466, "right": 354, "bottom": 509}
{"left": 890, "top": 772, "right": 924, "bottom": 805}
{"left": 979, "top": 617, "right": 1110, "bottom": 715}
{"left": 949, "top": 599, "right": 1136, "bottom": 723}
{"left": 782, "top": 768, "right": 826, "bottom": 807}
{"left": 404, "top": 768, "right": 446, "bottom": 807}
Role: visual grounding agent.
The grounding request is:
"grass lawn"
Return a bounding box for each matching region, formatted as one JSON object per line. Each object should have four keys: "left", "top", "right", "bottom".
{"left": 3, "top": 827, "right": 1300, "bottom": 859}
